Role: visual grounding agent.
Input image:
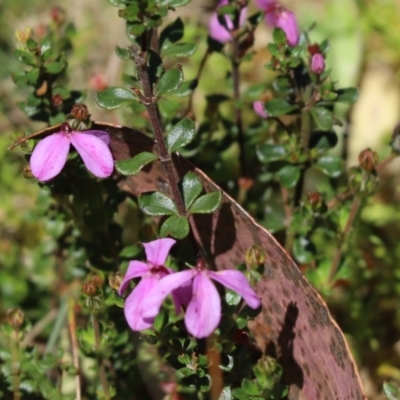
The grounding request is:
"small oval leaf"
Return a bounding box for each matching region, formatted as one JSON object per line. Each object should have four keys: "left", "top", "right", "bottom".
{"left": 310, "top": 106, "right": 334, "bottom": 131}
{"left": 156, "top": 67, "right": 184, "bottom": 95}
{"left": 139, "top": 192, "right": 178, "bottom": 216}
{"left": 189, "top": 191, "right": 222, "bottom": 214}
{"left": 166, "top": 118, "right": 195, "bottom": 153}
{"left": 115, "top": 152, "right": 158, "bottom": 176}
{"left": 264, "top": 98, "right": 298, "bottom": 117}
{"left": 182, "top": 171, "right": 203, "bottom": 209}
{"left": 160, "top": 215, "right": 190, "bottom": 239}
{"left": 95, "top": 87, "right": 137, "bottom": 110}
{"left": 276, "top": 165, "right": 301, "bottom": 188}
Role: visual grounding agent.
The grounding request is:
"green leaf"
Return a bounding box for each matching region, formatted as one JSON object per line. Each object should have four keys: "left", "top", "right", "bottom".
{"left": 310, "top": 106, "right": 333, "bottom": 131}
{"left": 169, "top": 79, "right": 197, "bottom": 97}
{"left": 242, "top": 379, "right": 259, "bottom": 395}
{"left": 115, "top": 46, "right": 130, "bottom": 59}
{"left": 273, "top": 28, "right": 287, "bottom": 46}
{"left": 264, "top": 99, "right": 298, "bottom": 117}
{"left": 162, "top": 42, "right": 197, "bottom": 57}
{"left": 40, "top": 36, "right": 52, "bottom": 61}
{"left": 45, "top": 61, "right": 66, "bottom": 74}
{"left": 166, "top": 118, "right": 195, "bottom": 152}
{"left": 276, "top": 165, "right": 301, "bottom": 188}
{"left": 335, "top": 87, "right": 359, "bottom": 104}
{"left": 257, "top": 144, "right": 287, "bottom": 163}
{"left": 127, "top": 22, "right": 146, "bottom": 36}
{"left": 14, "top": 49, "right": 36, "bottom": 66}
{"left": 160, "top": 17, "right": 184, "bottom": 48}
{"left": 158, "top": 98, "right": 181, "bottom": 118}
{"left": 164, "top": 0, "right": 192, "bottom": 7}
{"left": 182, "top": 172, "right": 203, "bottom": 209}
{"left": 95, "top": 86, "right": 137, "bottom": 110}
{"left": 160, "top": 215, "right": 190, "bottom": 239}
{"left": 189, "top": 191, "right": 222, "bottom": 214}
{"left": 156, "top": 67, "right": 184, "bottom": 95}
{"left": 383, "top": 382, "right": 400, "bottom": 400}
{"left": 115, "top": 152, "right": 158, "bottom": 176}
{"left": 315, "top": 155, "right": 343, "bottom": 177}
{"left": 139, "top": 192, "right": 178, "bottom": 216}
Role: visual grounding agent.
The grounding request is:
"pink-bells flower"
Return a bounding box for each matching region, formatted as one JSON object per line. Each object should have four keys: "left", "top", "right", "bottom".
{"left": 261, "top": 3, "right": 300, "bottom": 47}
{"left": 311, "top": 53, "right": 325, "bottom": 74}
{"left": 142, "top": 259, "right": 261, "bottom": 338}
{"left": 253, "top": 101, "right": 268, "bottom": 119}
{"left": 30, "top": 122, "right": 114, "bottom": 181}
{"left": 118, "top": 238, "right": 185, "bottom": 331}
{"left": 208, "top": 0, "right": 247, "bottom": 44}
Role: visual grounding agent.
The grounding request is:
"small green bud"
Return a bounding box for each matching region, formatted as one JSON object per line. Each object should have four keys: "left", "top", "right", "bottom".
{"left": 7, "top": 308, "right": 24, "bottom": 329}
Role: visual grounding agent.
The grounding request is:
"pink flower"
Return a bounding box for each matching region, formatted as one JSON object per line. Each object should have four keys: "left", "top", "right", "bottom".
{"left": 142, "top": 259, "right": 261, "bottom": 338}
{"left": 311, "top": 53, "right": 325, "bottom": 74}
{"left": 30, "top": 122, "right": 114, "bottom": 181}
{"left": 253, "top": 101, "right": 268, "bottom": 118}
{"left": 263, "top": 4, "right": 300, "bottom": 47}
{"left": 208, "top": 0, "right": 247, "bottom": 44}
{"left": 119, "top": 239, "right": 185, "bottom": 331}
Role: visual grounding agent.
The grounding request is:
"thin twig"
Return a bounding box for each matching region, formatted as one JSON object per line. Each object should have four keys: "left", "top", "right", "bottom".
{"left": 12, "top": 329, "right": 21, "bottom": 400}
{"left": 207, "top": 337, "right": 223, "bottom": 400}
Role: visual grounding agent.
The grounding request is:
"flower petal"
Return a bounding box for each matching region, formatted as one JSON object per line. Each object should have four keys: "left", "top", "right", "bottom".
{"left": 185, "top": 272, "right": 221, "bottom": 338}
{"left": 118, "top": 261, "right": 149, "bottom": 296}
{"left": 30, "top": 133, "right": 70, "bottom": 181}
{"left": 208, "top": 12, "right": 232, "bottom": 44}
{"left": 85, "top": 130, "right": 111, "bottom": 145}
{"left": 123, "top": 277, "right": 158, "bottom": 331}
{"left": 142, "top": 269, "right": 194, "bottom": 319}
{"left": 143, "top": 238, "right": 176, "bottom": 266}
{"left": 69, "top": 132, "right": 114, "bottom": 178}
{"left": 208, "top": 270, "right": 261, "bottom": 309}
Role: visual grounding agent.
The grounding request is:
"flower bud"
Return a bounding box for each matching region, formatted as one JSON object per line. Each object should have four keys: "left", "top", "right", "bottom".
{"left": 7, "top": 308, "right": 24, "bottom": 329}
{"left": 253, "top": 101, "right": 268, "bottom": 119}
{"left": 23, "top": 165, "right": 34, "bottom": 179}
{"left": 52, "top": 94, "right": 63, "bottom": 108}
{"left": 358, "top": 148, "right": 378, "bottom": 172}
{"left": 109, "top": 272, "right": 122, "bottom": 291}
{"left": 307, "top": 191, "right": 327, "bottom": 213}
{"left": 245, "top": 245, "right": 266, "bottom": 268}
{"left": 311, "top": 53, "right": 325, "bottom": 74}
{"left": 265, "top": 6, "right": 299, "bottom": 47}
{"left": 50, "top": 6, "right": 66, "bottom": 25}
{"left": 82, "top": 281, "right": 98, "bottom": 297}
{"left": 15, "top": 28, "right": 31, "bottom": 44}
{"left": 71, "top": 103, "right": 90, "bottom": 121}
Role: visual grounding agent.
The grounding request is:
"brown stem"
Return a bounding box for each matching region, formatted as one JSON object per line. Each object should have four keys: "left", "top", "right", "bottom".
{"left": 133, "top": 47, "right": 186, "bottom": 216}
{"left": 92, "top": 314, "right": 110, "bottom": 399}
{"left": 328, "top": 196, "right": 362, "bottom": 283}
{"left": 207, "top": 337, "right": 223, "bottom": 400}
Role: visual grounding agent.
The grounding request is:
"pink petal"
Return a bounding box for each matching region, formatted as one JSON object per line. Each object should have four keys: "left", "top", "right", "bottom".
{"left": 208, "top": 270, "right": 261, "bottom": 309}
{"left": 118, "top": 261, "right": 149, "bottom": 296}
{"left": 69, "top": 132, "right": 114, "bottom": 178}
{"left": 123, "top": 277, "right": 158, "bottom": 331}
{"left": 275, "top": 10, "right": 299, "bottom": 47}
{"left": 185, "top": 272, "right": 221, "bottom": 338}
{"left": 253, "top": 101, "right": 268, "bottom": 119}
{"left": 208, "top": 12, "right": 232, "bottom": 44}
{"left": 142, "top": 269, "right": 194, "bottom": 319}
{"left": 85, "top": 130, "right": 111, "bottom": 145}
{"left": 255, "top": 0, "right": 276, "bottom": 9}
{"left": 30, "top": 133, "right": 70, "bottom": 181}
{"left": 143, "top": 238, "right": 176, "bottom": 266}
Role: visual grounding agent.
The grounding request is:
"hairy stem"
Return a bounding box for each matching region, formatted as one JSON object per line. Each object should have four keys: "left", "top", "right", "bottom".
{"left": 133, "top": 46, "right": 186, "bottom": 216}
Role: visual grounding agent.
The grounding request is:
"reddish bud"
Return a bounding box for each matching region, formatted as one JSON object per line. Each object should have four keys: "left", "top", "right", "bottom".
{"left": 358, "top": 148, "right": 378, "bottom": 172}
{"left": 82, "top": 281, "right": 98, "bottom": 297}
{"left": 71, "top": 103, "right": 90, "bottom": 121}
{"left": 311, "top": 53, "right": 325, "bottom": 74}
{"left": 307, "top": 191, "right": 327, "bottom": 213}
{"left": 50, "top": 6, "right": 66, "bottom": 24}
{"left": 88, "top": 72, "right": 108, "bottom": 91}
{"left": 52, "top": 94, "right": 63, "bottom": 107}
{"left": 307, "top": 44, "right": 320, "bottom": 55}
